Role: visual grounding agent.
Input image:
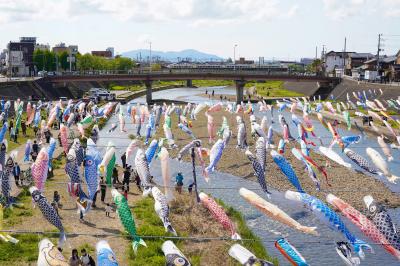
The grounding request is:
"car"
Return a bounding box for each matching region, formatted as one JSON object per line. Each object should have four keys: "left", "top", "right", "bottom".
{"left": 38, "top": 71, "right": 47, "bottom": 77}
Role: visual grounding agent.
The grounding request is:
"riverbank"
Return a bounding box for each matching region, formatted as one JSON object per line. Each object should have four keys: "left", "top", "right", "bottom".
{"left": 153, "top": 109, "right": 400, "bottom": 210}
{"left": 0, "top": 106, "right": 273, "bottom": 265}
{"left": 0, "top": 166, "right": 272, "bottom": 265}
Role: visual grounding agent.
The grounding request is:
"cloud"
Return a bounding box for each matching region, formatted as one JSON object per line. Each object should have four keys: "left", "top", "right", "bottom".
{"left": 382, "top": 0, "right": 400, "bottom": 17}
{"left": 0, "top": 0, "right": 298, "bottom": 26}
{"left": 323, "top": 0, "right": 367, "bottom": 20}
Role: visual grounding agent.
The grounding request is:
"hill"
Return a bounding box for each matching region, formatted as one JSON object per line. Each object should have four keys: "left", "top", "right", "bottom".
{"left": 121, "top": 49, "right": 224, "bottom": 62}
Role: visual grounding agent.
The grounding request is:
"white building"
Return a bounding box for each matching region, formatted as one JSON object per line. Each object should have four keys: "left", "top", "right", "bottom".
{"left": 324, "top": 51, "right": 354, "bottom": 75}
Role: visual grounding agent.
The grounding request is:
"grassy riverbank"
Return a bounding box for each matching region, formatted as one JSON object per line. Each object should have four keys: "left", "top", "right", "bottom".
{"left": 110, "top": 81, "right": 186, "bottom": 91}
{"left": 245, "top": 81, "right": 304, "bottom": 97}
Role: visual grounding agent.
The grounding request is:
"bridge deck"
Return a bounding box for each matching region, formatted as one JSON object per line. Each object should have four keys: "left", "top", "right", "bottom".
{"left": 46, "top": 71, "right": 338, "bottom": 83}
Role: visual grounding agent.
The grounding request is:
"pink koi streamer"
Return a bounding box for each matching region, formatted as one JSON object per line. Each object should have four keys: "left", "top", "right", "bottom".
{"left": 31, "top": 148, "right": 49, "bottom": 192}
{"left": 205, "top": 112, "right": 215, "bottom": 143}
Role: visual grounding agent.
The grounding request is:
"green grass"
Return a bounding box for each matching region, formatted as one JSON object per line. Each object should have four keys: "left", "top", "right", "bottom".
{"left": 127, "top": 197, "right": 276, "bottom": 266}
{"left": 0, "top": 234, "right": 45, "bottom": 263}
{"left": 127, "top": 197, "right": 172, "bottom": 266}
{"left": 245, "top": 81, "right": 304, "bottom": 98}
{"left": 192, "top": 80, "right": 234, "bottom": 87}
{"left": 78, "top": 243, "right": 95, "bottom": 254}
{"left": 2, "top": 188, "right": 33, "bottom": 227}
{"left": 217, "top": 199, "right": 278, "bottom": 265}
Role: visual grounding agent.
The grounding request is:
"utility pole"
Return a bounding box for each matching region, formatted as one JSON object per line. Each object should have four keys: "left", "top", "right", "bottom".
{"left": 315, "top": 46, "right": 318, "bottom": 59}
{"left": 233, "top": 44, "right": 238, "bottom": 70}
{"left": 343, "top": 37, "right": 347, "bottom": 76}
{"left": 149, "top": 41, "right": 152, "bottom": 72}
{"left": 377, "top": 34, "right": 382, "bottom": 77}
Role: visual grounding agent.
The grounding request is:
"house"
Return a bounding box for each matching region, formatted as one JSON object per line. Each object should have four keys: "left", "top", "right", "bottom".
{"left": 345, "top": 53, "right": 374, "bottom": 75}
{"left": 324, "top": 51, "right": 354, "bottom": 75}
{"left": 361, "top": 55, "right": 397, "bottom": 81}
{"left": 6, "top": 37, "right": 36, "bottom": 76}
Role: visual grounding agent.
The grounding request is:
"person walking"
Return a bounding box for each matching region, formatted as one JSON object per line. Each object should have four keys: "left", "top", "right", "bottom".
{"left": 100, "top": 177, "right": 107, "bottom": 203}
{"left": 8, "top": 120, "right": 13, "bottom": 135}
{"left": 112, "top": 167, "right": 120, "bottom": 185}
{"left": 31, "top": 140, "right": 39, "bottom": 161}
{"left": 105, "top": 203, "right": 112, "bottom": 217}
{"left": 123, "top": 167, "right": 131, "bottom": 192}
{"left": 132, "top": 168, "right": 142, "bottom": 192}
{"left": 44, "top": 127, "right": 51, "bottom": 143}
{"left": 21, "top": 121, "right": 27, "bottom": 137}
{"left": 12, "top": 162, "right": 21, "bottom": 186}
{"left": 120, "top": 152, "right": 127, "bottom": 169}
{"left": 175, "top": 172, "right": 184, "bottom": 194}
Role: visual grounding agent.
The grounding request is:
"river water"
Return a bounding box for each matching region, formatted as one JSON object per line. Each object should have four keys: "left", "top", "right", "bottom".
{"left": 97, "top": 86, "right": 400, "bottom": 266}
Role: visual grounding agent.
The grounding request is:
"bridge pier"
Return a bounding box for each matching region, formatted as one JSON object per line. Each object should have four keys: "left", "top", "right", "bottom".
{"left": 186, "top": 79, "right": 193, "bottom": 87}
{"left": 235, "top": 80, "right": 246, "bottom": 104}
{"left": 145, "top": 80, "right": 152, "bottom": 104}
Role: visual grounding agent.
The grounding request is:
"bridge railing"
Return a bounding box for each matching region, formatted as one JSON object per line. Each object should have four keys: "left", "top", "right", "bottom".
{"left": 57, "top": 69, "right": 320, "bottom": 77}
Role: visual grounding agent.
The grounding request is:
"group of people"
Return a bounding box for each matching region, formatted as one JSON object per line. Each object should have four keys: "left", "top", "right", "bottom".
{"left": 69, "top": 248, "right": 96, "bottom": 266}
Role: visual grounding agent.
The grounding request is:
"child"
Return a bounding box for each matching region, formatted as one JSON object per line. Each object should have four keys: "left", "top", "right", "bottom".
{"left": 105, "top": 203, "right": 112, "bottom": 217}
{"left": 53, "top": 191, "right": 61, "bottom": 208}
{"left": 123, "top": 189, "right": 128, "bottom": 200}
{"left": 175, "top": 172, "right": 184, "bottom": 194}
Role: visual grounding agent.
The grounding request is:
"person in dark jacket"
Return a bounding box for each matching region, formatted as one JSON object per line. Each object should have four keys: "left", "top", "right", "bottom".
{"left": 21, "top": 121, "right": 27, "bottom": 137}
{"left": 120, "top": 152, "right": 127, "bottom": 169}
{"left": 112, "top": 167, "right": 120, "bottom": 184}
{"left": 13, "top": 162, "right": 21, "bottom": 186}
{"left": 31, "top": 140, "right": 39, "bottom": 161}
{"left": 123, "top": 167, "right": 131, "bottom": 192}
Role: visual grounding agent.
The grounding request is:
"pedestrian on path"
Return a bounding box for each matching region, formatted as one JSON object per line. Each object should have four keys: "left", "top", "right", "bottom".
{"left": 105, "top": 203, "right": 112, "bottom": 217}
{"left": 13, "top": 162, "right": 20, "bottom": 186}
{"left": 21, "top": 121, "right": 27, "bottom": 137}
{"left": 100, "top": 177, "right": 106, "bottom": 203}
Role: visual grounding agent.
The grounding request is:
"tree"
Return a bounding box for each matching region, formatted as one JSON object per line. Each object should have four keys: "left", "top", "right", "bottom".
{"left": 306, "top": 59, "right": 322, "bottom": 74}
{"left": 58, "top": 51, "right": 69, "bottom": 71}
{"left": 76, "top": 53, "right": 135, "bottom": 71}
{"left": 151, "top": 63, "right": 161, "bottom": 71}
{"left": 33, "top": 49, "right": 45, "bottom": 71}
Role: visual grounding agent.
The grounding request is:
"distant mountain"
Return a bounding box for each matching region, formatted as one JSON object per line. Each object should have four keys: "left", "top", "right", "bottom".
{"left": 121, "top": 49, "right": 224, "bottom": 62}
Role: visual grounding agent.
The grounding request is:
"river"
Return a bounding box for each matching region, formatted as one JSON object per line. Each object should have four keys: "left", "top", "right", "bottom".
{"left": 96, "top": 86, "right": 400, "bottom": 266}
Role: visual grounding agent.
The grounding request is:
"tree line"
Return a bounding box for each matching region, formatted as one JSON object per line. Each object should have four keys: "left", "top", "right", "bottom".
{"left": 33, "top": 50, "right": 135, "bottom": 72}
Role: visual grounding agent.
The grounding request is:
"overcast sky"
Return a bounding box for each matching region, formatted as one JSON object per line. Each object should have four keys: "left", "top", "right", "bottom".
{"left": 0, "top": 0, "right": 399, "bottom": 60}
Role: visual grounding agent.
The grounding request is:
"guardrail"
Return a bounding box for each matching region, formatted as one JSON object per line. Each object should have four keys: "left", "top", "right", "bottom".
{"left": 52, "top": 69, "right": 320, "bottom": 77}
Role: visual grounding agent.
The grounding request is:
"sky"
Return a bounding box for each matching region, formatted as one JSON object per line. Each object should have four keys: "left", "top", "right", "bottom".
{"left": 0, "top": 0, "right": 399, "bottom": 60}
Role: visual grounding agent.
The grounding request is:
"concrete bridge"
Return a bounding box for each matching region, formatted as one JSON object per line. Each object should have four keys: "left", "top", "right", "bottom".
{"left": 45, "top": 70, "right": 340, "bottom": 103}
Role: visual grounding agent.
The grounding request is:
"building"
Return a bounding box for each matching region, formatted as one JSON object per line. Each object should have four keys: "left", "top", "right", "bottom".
{"left": 0, "top": 49, "right": 7, "bottom": 73}
{"left": 345, "top": 53, "right": 374, "bottom": 75}
{"left": 300, "top": 58, "right": 314, "bottom": 66}
{"left": 6, "top": 37, "right": 36, "bottom": 76}
{"left": 51, "top": 43, "right": 78, "bottom": 71}
{"left": 324, "top": 51, "right": 354, "bottom": 75}
{"left": 35, "top": 43, "right": 50, "bottom": 51}
{"left": 91, "top": 50, "right": 113, "bottom": 58}
{"left": 52, "top": 43, "right": 78, "bottom": 55}
{"left": 235, "top": 57, "right": 254, "bottom": 64}
{"left": 106, "top": 47, "right": 115, "bottom": 58}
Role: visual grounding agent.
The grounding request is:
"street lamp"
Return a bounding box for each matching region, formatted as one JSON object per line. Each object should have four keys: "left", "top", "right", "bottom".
{"left": 233, "top": 44, "right": 238, "bottom": 71}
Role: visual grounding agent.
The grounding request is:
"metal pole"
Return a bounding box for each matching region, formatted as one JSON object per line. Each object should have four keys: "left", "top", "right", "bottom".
{"left": 233, "top": 44, "right": 237, "bottom": 70}
{"left": 190, "top": 147, "right": 200, "bottom": 203}
{"left": 149, "top": 41, "right": 152, "bottom": 73}
{"left": 343, "top": 37, "right": 346, "bottom": 77}
{"left": 377, "top": 34, "right": 382, "bottom": 79}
